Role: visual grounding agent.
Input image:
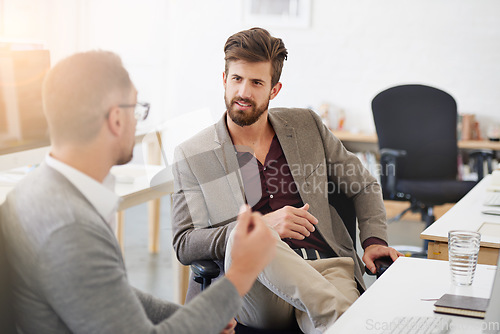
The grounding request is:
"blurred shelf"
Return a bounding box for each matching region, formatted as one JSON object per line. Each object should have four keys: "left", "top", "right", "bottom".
{"left": 458, "top": 139, "right": 500, "bottom": 150}
{"left": 331, "top": 130, "right": 500, "bottom": 151}
{"left": 331, "top": 130, "right": 377, "bottom": 143}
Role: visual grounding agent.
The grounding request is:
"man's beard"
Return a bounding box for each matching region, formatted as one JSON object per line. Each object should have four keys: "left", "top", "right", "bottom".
{"left": 225, "top": 94, "right": 270, "bottom": 127}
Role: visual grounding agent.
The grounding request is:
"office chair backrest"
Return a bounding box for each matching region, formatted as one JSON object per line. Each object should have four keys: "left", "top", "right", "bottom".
{"left": 372, "top": 84, "right": 458, "bottom": 180}
{"left": 0, "top": 221, "right": 17, "bottom": 334}
{"left": 328, "top": 187, "right": 357, "bottom": 250}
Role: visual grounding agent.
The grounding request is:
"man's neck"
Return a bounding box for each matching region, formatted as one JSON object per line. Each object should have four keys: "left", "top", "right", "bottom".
{"left": 226, "top": 111, "right": 276, "bottom": 164}
{"left": 50, "top": 145, "right": 113, "bottom": 183}
{"left": 226, "top": 111, "right": 275, "bottom": 148}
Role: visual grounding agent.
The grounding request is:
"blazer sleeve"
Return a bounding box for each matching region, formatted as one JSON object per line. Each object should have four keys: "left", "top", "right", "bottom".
{"left": 37, "top": 224, "right": 241, "bottom": 334}
{"left": 171, "top": 145, "right": 238, "bottom": 265}
{"left": 308, "top": 109, "right": 388, "bottom": 244}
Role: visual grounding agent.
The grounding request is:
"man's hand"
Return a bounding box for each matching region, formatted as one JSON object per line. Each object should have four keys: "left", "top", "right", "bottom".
{"left": 225, "top": 205, "right": 277, "bottom": 296}
{"left": 219, "top": 318, "right": 236, "bottom": 334}
{"left": 263, "top": 203, "right": 318, "bottom": 239}
{"left": 362, "top": 244, "right": 403, "bottom": 274}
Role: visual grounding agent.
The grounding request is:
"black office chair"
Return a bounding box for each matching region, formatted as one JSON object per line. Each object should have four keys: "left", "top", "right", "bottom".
{"left": 191, "top": 190, "right": 392, "bottom": 334}
{"left": 0, "top": 223, "right": 17, "bottom": 334}
{"left": 371, "top": 84, "right": 489, "bottom": 242}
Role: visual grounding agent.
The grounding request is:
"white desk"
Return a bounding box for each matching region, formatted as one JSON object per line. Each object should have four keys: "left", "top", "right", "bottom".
{"left": 421, "top": 175, "right": 500, "bottom": 265}
{"left": 110, "top": 164, "right": 172, "bottom": 253}
{"left": 113, "top": 164, "right": 172, "bottom": 209}
{"left": 326, "top": 257, "right": 497, "bottom": 334}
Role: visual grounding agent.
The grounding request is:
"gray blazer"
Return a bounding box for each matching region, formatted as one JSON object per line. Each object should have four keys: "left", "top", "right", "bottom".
{"left": 0, "top": 163, "right": 241, "bottom": 334}
{"left": 172, "top": 108, "right": 388, "bottom": 295}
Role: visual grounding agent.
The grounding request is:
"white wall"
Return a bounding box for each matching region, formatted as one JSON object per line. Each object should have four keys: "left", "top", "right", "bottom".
{"left": 166, "top": 0, "right": 500, "bottom": 134}
{"left": 0, "top": 0, "right": 171, "bottom": 167}
{"left": 2, "top": 0, "right": 500, "bottom": 135}
{"left": 1, "top": 0, "right": 171, "bottom": 132}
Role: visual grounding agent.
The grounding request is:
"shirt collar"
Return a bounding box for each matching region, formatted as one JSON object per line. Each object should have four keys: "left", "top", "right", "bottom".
{"left": 45, "top": 154, "right": 121, "bottom": 226}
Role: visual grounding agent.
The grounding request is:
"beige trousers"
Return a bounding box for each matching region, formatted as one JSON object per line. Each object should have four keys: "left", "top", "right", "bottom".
{"left": 225, "top": 228, "right": 360, "bottom": 334}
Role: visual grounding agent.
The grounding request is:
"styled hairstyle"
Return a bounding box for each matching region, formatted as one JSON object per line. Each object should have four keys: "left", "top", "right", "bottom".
{"left": 224, "top": 27, "right": 288, "bottom": 87}
{"left": 42, "top": 50, "right": 132, "bottom": 145}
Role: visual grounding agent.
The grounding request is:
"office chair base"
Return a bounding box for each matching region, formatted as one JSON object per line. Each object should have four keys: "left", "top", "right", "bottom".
{"left": 387, "top": 205, "right": 414, "bottom": 224}
{"left": 386, "top": 201, "right": 434, "bottom": 258}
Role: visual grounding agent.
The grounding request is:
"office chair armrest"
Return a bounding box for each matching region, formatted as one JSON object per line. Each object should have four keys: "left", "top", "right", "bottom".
{"left": 469, "top": 149, "right": 495, "bottom": 180}
{"left": 379, "top": 149, "right": 407, "bottom": 199}
{"left": 364, "top": 256, "right": 394, "bottom": 278}
{"left": 379, "top": 148, "right": 407, "bottom": 159}
{"left": 468, "top": 149, "right": 494, "bottom": 156}
{"left": 191, "top": 260, "right": 221, "bottom": 290}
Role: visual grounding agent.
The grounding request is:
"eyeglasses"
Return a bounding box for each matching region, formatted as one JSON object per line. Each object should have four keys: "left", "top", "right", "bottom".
{"left": 118, "top": 102, "right": 150, "bottom": 121}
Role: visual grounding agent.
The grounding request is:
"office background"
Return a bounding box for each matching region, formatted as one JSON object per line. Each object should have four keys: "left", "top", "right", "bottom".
{"left": 1, "top": 0, "right": 499, "bottom": 144}
{"left": 1, "top": 0, "right": 500, "bottom": 302}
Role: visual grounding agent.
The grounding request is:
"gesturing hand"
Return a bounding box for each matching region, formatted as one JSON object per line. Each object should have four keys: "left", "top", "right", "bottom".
{"left": 219, "top": 318, "right": 236, "bottom": 334}
{"left": 263, "top": 203, "right": 318, "bottom": 240}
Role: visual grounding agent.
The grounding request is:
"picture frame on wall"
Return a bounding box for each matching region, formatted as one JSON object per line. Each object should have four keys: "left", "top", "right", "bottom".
{"left": 243, "top": 0, "right": 311, "bottom": 28}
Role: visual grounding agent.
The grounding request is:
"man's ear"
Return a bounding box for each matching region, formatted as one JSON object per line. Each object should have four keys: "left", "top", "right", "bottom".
{"left": 222, "top": 71, "right": 227, "bottom": 89}
{"left": 270, "top": 82, "right": 282, "bottom": 100}
{"left": 106, "top": 106, "right": 122, "bottom": 137}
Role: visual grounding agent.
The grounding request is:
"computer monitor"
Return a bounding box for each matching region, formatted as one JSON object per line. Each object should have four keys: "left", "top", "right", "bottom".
{"left": 0, "top": 49, "right": 50, "bottom": 156}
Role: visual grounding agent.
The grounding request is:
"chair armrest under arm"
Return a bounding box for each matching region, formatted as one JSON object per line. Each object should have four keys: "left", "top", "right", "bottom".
{"left": 191, "top": 260, "right": 221, "bottom": 291}
{"left": 365, "top": 256, "right": 394, "bottom": 278}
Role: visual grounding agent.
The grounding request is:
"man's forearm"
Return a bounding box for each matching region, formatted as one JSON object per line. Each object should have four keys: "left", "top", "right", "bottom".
{"left": 133, "top": 287, "right": 181, "bottom": 324}
{"left": 172, "top": 217, "right": 238, "bottom": 264}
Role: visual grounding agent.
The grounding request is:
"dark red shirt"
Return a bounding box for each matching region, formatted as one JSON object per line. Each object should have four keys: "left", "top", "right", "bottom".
{"left": 235, "top": 135, "right": 386, "bottom": 252}
{"left": 236, "top": 135, "right": 335, "bottom": 255}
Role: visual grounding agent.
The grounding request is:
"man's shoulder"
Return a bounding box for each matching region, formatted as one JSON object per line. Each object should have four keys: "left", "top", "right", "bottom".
{"left": 2, "top": 164, "right": 104, "bottom": 247}
{"left": 176, "top": 123, "right": 219, "bottom": 155}
{"left": 12, "top": 164, "right": 81, "bottom": 210}
{"left": 269, "top": 107, "right": 322, "bottom": 127}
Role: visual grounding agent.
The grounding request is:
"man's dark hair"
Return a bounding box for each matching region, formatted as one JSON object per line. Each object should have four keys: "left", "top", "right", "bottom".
{"left": 224, "top": 27, "right": 288, "bottom": 87}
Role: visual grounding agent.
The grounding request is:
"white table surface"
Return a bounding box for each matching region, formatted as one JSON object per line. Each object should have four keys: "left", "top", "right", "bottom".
{"left": 111, "top": 164, "right": 173, "bottom": 210}
{"left": 326, "top": 257, "right": 497, "bottom": 334}
{"left": 0, "top": 163, "right": 173, "bottom": 207}
{"left": 421, "top": 175, "right": 500, "bottom": 248}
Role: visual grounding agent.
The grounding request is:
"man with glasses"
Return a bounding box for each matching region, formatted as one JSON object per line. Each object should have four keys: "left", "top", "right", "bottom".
{"left": 0, "top": 50, "right": 276, "bottom": 334}
{"left": 119, "top": 101, "right": 150, "bottom": 121}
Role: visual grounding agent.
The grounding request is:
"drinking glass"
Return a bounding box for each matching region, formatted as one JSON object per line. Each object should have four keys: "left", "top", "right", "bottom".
{"left": 448, "top": 230, "right": 481, "bottom": 286}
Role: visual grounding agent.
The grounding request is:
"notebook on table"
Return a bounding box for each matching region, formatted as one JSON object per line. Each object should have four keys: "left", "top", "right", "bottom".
{"left": 434, "top": 294, "right": 489, "bottom": 319}
{"left": 431, "top": 255, "right": 500, "bottom": 333}
{"left": 384, "top": 256, "right": 500, "bottom": 334}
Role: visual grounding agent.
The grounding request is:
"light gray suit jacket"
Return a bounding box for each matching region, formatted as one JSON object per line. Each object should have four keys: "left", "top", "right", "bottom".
{"left": 0, "top": 163, "right": 241, "bottom": 334}
{"left": 172, "top": 108, "right": 388, "bottom": 295}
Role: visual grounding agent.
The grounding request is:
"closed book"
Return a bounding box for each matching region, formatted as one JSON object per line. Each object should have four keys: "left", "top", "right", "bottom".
{"left": 434, "top": 294, "right": 489, "bottom": 319}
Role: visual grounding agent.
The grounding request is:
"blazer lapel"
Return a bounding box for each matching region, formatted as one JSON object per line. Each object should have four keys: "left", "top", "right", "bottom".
{"left": 214, "top": 114, "right": 246, "bottom": 208}
{"left": 269, "top": 110, "right": 335, "bottom": 245}
{"left": 268, "top": 112, "right": 309, "bottom": 203}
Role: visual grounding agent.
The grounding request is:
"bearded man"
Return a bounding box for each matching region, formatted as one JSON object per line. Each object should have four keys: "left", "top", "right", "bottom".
{"left": 171, "top": 28, "right": 401, "bottom": 334}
